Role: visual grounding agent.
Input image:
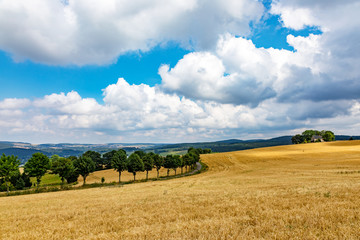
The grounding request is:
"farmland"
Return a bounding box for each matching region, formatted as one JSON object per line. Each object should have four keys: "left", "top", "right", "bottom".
{"left": 76, "top": 166, "right": 188, "bottom": 186}
{"left": 1, "top": 141, "right": 360, "bottom": 239}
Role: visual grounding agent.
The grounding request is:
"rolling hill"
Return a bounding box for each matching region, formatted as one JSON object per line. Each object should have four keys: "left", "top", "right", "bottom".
{"left": 1, "top": 135, "right": 359, "bottom": 163}
{"left": 1, "top": 140, "right": 360, "bottom": 239}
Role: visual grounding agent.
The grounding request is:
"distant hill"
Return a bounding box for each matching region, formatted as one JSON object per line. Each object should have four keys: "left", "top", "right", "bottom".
{"left": 334, "top": 135, "right": 360, "bottom": 140}
{"left": 148, "top": 135, "right": 360, "bottom": 155}
{"left": 0, "top": 148, "right": 50, "bottom": 164}
{"left": 0, "top": 141, "right": 32, "bottom": 149}
{"left": 0, "top": 142, "right": 159, "bottom": 163}
{"left": 1, "top": 135, "right": 358, "bottom": 162}
{"left": 150, "top": 136, "right": 294, "bottom": 155}
{"left": 214, "top": 139, "right": 244, "bottom": 144}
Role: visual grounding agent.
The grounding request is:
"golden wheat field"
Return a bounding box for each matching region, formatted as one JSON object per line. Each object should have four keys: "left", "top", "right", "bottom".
{"left": 77, "top": 166, "right": 185, "bottom": 186}
{"left": 1, "top": 141, "right": 360, "bottom": 239}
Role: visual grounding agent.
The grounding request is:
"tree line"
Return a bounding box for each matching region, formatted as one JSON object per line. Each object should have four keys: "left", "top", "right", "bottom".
{"left": 291, "top": 130, "right": 335, "bottom": 144}
{"left": 0, "top": 147, "right": 211, "bottom": 194}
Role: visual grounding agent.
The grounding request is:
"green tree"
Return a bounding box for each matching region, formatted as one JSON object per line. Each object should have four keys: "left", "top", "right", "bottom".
{"left": 291, "top": 134, "right": 304, "bottom": 144}
{"left": 111, "top": 150, "right": 128, "bottom": 183}
{"left": 182, "top": 154, "right": 192, "bottom": 172}
{"left": 134, "top": 150, "right": 146, "bottom": 159}
{"left": 178, "top": 156, "right": 185, "bottom": 174}
{"left": 302, "top": 130, "right": 321, "bottom": 142}
{"left": 163, "top": 155, "right": 171, "bottom": 176}
{"left": 104, "top": 149, "right": 127, "bottom": 170}
{"left": 11, "top": 172, "right": 32, "bottom": 189}
{"left": 153, "top": 154, "right": 164, "bottom": 178}
{"left": 51, "top": 155, "right": 74, "bottom": 184}
{"left": 50, "top": 154, "right": 60, "bottom": 163}
{"left": 180, "top": 153, "right": 192, "bottom": 173}
{"left": 164, "top": 155, "right": 176, "bottom": 176}
{"left": 83, "top": 151, "right": 103, "bottom": 170}
{"left": 172, "top": 155, "right": 181, "bottom": 175}
{"left": 188, "top": 151, "right": 200, "bottom": 169}
{"left": 203, "top": 148, "right": 212, "bottom": 154}
{"left": 322, "top": 130, "right": 335, "bottom": 142}
{"left": 21, "top": 173, "right": 32, "bottom": 188}
{"left": 0, "top": 154, "right": 20, "bottom": 194}
{"left": 65, "top": 156, "right": 80, "bottom": 183}
{"left": 66, "top": 170, "right": 79, "bottom": 184}
{"left": 142, "top": 153, "right": 154, "bottom": 180}
{"left": 187, "top": 147, "right": 195, "bottom": 154}
{"left": 127, "top": 153, "right": 144, "bottom": 181}
{"left": 73, "top": 156, "right": 95, "bottom": 185}
{"left": 14, "top": 174, "right": 25, "bottom": 190}
{"left": 103, "top": 150, "right": 117, "bottom": 169}
{"left": 68, "top": 156, "right": 78, "bottom": 161}
{"left": 9, "top": 170, "right": 31, "bottom": 191}
{"left": 24, "top": 153, "right": 50, "bottom": 189}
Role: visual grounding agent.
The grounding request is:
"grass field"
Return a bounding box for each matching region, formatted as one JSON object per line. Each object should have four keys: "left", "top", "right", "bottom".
{"left": 31, "top": 174, "right": 63, "bottom": 186}
{"left": 1, "top": 141, "right": 360, "bottom": 239}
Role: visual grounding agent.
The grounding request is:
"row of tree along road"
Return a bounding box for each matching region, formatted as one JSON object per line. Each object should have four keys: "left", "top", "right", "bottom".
{"left": 0, "top": 147, "right": 211, "bottom": 194}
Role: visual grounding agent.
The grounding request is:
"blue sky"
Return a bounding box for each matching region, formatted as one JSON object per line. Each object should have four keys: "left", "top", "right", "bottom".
{"left": 0, "top": 3, "right": 321, "bottom": 100}
{"left": 0, "top": 0, "right": 359, "bottom": 143}
{"left": 0, "top": 44, "right": 189, "bottom": 101}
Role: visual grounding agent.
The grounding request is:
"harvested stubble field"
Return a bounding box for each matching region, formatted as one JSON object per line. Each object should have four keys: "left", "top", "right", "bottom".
{"left": 77, "top": 166, "right": 185, "bottom": 185}
{"left": 1, "top": 141, "right": 360, "bottom": 239}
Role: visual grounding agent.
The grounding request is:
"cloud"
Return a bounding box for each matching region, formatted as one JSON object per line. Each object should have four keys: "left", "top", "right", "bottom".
{"left": 0, "top": 0, "right": 263, "bottom": 65}
{"left": 160, "top": 36, "right": 278, "bottom": 107}
{"left": 157, "top": 0, "right": 360, "bottom": 129}
{"left": 270, "top": 0, "right": 360, "bottom": 32}
{"left": 1, "top": 0, "right": 360, "bottom": 142}
{"left": 0, "top": 77, "right": 359, "bottom": 143}
{"left": 0, "top": 98, "right": 30, "bottom": 109}
{"left": 159, "top": 0, "right": 360, "bottom": 111}
{"left": 160, "top": 33, "right": 345, "bottom": 107}
{"left": 285, "top": 100, "right": 352, "bottom": 120}
{"left": 33, "top": 91, "right": 102, "bottom": 115}
{"left": 0, "top": 78, "right": 280, "bottom": 142}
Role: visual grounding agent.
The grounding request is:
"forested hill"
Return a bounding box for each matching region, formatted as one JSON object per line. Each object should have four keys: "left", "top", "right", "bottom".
{"left": 0, "top": 142, "right": 157, "bottom": 164}
{"left": 1, "top": 135, "right": 359, "bottom": 163}
{"left": 333, "top": 135, "right": 360, "bottom": 140}
{"left": 151, "top": 136, "right": 294, "bottom": 155}
{"left": 146, "top": 135, "right": 360, "bottom": 154}
{"left": 0, "top": 148, "right": 83, "bottom": 164}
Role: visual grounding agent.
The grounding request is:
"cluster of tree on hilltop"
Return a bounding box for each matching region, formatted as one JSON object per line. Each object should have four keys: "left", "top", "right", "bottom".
{"left": 0, "top": 148, "right": 211, "bottom": 194}
{"left": 291, "top": 130, "right": 335, "bottom": 144}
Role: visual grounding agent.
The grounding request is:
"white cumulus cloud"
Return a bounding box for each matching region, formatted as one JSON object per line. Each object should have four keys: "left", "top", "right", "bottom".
{"left": 1, "top": 0, "right": 360, "bottom": 142}
{"left": 1, "top": 77, "right": 360, "bottom": 143}
{"left": 0, "top": 0, "right": 263, "bottom": 65}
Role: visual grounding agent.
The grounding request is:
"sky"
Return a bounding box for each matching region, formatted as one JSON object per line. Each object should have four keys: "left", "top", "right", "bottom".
{"left": 0, "top": 0, "right": 359, "bottom": 144}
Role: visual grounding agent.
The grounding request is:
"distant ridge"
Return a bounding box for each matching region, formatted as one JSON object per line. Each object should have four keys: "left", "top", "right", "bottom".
{"left": 214, "top": 139, "right": 244, "bottom": 144}
{"left": 1, "top": 135, "right": 359, "bottom": 163}
{"left": 0, "top": 148, "right": 50, "bottom": 164}
{"left": 333, "top": 135, "right": 360, "bottom": 140}
{"left": 151, "top": 136, "right": 294, "bottom": 154}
